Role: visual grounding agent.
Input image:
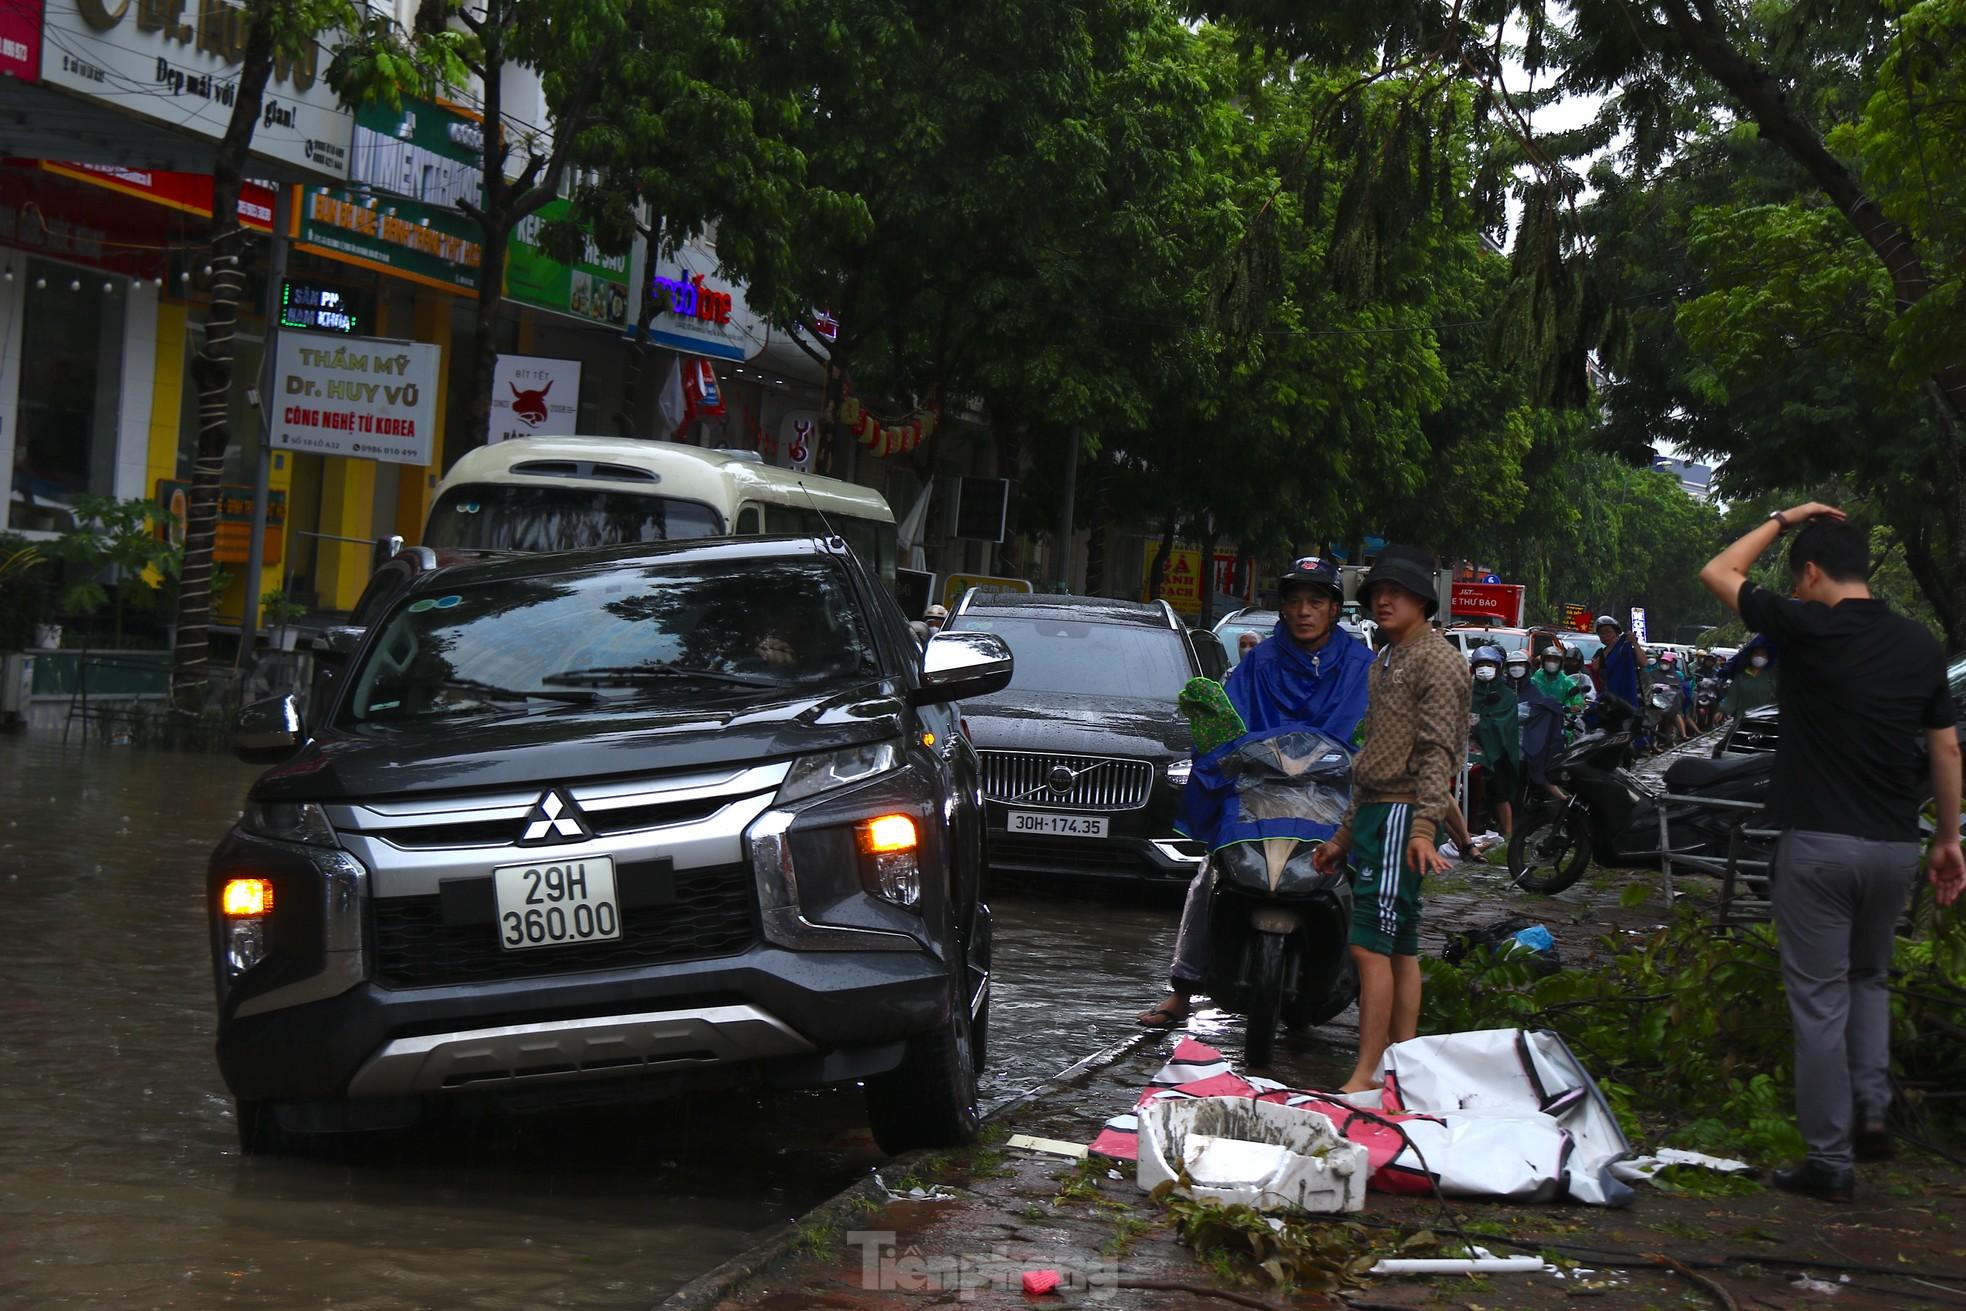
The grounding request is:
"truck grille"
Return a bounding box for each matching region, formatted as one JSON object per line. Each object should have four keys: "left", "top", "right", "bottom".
{"left": 979, "top": 751, "right": 1153, "bottom": 811}
{"left": 372, "top": 861, "right": 756, "bottom": 988}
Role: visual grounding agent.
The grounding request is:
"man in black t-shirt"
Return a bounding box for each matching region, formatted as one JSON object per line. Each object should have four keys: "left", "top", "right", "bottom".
{"left": 1701, "top": 504, "right": 1964, "bottom": 1203}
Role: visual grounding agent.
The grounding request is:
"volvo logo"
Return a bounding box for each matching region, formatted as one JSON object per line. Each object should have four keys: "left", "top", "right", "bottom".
{"left": 519, "top": 789, "right": 591, "bottom": 845}
{"left": 1046, "top": 765, "right": 1076, "bottom": 794}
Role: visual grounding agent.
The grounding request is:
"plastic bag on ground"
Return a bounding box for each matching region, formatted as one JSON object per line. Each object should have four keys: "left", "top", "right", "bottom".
{"left": 1136, "top": 1095, "right": 1369, "bottom": 1213}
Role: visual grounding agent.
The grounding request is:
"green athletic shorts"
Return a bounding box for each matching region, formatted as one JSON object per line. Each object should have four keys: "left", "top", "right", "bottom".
{"left": 1348, "top": 801, "right": 1424, "bottom": 957}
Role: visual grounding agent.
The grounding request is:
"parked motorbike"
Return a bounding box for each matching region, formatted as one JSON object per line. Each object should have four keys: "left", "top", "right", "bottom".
{"left": 1196, "top": 728, "right": 1358, "bottom": 1067}
{"left": 1508, "top": 699, "right": 1774, "bottom": 895}
{"left": 1644, "top": 679, "right": 1683, "bottom": 752}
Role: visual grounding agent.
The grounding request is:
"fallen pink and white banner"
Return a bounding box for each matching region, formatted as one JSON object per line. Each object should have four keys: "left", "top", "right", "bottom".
{"left": 1089, "top": 1029, "right": 1636, "bottom": 1207}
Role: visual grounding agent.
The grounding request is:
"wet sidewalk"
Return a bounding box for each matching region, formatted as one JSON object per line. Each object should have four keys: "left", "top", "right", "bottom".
{"left": 686, "top": 873, "right": 1966, "bottom": 1311}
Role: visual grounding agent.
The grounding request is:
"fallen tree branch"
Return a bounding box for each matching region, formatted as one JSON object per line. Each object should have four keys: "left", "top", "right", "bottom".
{"left": 1645, "top": 1251, "right": 1740, "bottom": 1311}
{"left": 1115, "top": 1278, "right": 1298, "bottom": 1310}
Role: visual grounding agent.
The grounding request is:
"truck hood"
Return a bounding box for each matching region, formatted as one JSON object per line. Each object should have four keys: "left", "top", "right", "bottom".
{"left": 960, "top": 688, "right": 1191, "bottom": 762}
{"left": 251, "top": 681, "right": 906, "bottom": 802}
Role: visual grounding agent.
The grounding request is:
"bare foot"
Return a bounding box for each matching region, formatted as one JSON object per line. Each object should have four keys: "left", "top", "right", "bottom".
{"left": 1338, "top": 1080, "right": 1381, "bottom": 1095}
{"left": 1136, "top": 992, "right": 1191, "bottom": 1028}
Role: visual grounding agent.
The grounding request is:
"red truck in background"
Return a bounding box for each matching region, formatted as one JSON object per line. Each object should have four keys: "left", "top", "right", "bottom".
{"left": 1449, "top": 581, "right": 1526, "bottom": 628}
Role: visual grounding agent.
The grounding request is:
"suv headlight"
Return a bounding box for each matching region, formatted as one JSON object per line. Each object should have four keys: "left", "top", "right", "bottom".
{"left": 241, "top": 800, "right": 337, "bottom": 847}
{"left": 777, "top": 742, "right": 900, "bottom": 806}
{"left": 1166, "top": 758, "right": 1193, "bottom": 787}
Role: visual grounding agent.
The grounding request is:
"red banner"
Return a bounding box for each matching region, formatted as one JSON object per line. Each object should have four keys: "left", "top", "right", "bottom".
{"left": 0, "top": 0, "right": 41, "bottom": 83}
{"left": 40, "top": 162, "right": 276, "bottom": 231}
{"left": 1449, "top": 582, "right": 1525, "bottom": 627}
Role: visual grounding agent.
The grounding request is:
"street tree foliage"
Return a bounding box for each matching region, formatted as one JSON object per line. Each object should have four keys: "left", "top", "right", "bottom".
{"left": 1193, "top": 0, "right": 1966, "bottom": 647}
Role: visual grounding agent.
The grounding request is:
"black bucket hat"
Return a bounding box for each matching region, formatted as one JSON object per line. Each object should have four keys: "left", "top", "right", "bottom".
{"left": 1359, "top": 544, "right": 1439, "bottom": 617}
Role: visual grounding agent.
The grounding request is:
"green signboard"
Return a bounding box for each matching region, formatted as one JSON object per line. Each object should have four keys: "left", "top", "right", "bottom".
{"left": 297, "top": 99, "right": 484, "bottom": 293}
{"left": 507, "top": 198, "right": 632, "bottom": 328}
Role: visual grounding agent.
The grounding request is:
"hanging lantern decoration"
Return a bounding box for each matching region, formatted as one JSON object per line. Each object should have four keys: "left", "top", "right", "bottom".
{"left": 831, "top": 386, "right": 941, "bottom": 460}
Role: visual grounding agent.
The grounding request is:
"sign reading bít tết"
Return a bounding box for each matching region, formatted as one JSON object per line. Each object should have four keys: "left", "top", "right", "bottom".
{"left": 273, "top": 335, "right": 440, "bottom": 465}
{"left": 489, "top": 354, "right": 582, "bottom": 443}
{"left": 42, "top": 0, "right": 352, "bottom": 178}
{"left": 508, "top": 200, "right": 631, "bottom": 328}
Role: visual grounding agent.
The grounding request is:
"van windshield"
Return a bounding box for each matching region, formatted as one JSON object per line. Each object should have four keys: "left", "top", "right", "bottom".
{"left": 425, "top": 483, "right": 724, "bottom": 552}
{"left": 759, "top": 505, "right": 896, "bottom": 581}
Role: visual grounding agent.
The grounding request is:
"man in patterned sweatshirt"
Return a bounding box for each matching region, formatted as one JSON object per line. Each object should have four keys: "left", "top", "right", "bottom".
{"left": 1313, "top": 544, "right": 1470, "bottom": 1092}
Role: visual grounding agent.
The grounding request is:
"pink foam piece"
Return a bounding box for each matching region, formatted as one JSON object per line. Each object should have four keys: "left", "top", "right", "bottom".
{"left": 1022, "top": 1269, "right": 1062, "bottom": 1296}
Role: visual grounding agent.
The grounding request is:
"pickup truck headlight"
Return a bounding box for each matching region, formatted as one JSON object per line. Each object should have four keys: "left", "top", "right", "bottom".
{"left": 1165, "top": 758, "right": 1193, "bottom": 787}
{"left": 240, "top": 801, "right": 337, "bottom": 847}
{"left": 777, "top": 742, "right": 900, "bottom": 806}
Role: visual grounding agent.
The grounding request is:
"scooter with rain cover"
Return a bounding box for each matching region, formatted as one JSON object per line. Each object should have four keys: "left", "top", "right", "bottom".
{"left": 1196, "top": 728, "right": 1358, "bottom": 1068}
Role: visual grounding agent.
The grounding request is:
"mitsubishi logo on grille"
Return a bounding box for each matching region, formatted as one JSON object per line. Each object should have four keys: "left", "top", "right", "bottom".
{"left": 519, "top": 789, "right": 591, "bottom": 845}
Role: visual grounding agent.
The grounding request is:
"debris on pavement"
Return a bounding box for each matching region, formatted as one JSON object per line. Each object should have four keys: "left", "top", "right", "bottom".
{"left": 1136, "top": 1095, "right": 1369, "bottom": 1212}
{"left": 1005, "top": 1134, "right": 1090, "bottom": 1159}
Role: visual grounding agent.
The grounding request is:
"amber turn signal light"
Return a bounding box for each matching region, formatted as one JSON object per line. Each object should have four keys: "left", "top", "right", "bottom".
{"left": 859, "top": 814, "right": 918, "bottom": 854}
{"left": 221, "top": 877, "right": 275, "bottom": 918}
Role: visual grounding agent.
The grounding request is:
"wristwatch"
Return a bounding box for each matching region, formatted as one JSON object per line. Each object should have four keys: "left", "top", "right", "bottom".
{"left": 1768, "top": 510, "right": 1790, "bottom": 534}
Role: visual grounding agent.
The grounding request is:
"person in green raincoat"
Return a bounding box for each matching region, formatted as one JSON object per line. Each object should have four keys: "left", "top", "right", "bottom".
{"left": 1470, "top": 645, "right": 1523, "bottom": 838}
{"left": 1532, "top": 641, "right": 1587, "bottom": 735}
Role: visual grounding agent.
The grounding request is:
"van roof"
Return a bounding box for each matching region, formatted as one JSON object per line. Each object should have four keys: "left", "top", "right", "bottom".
{"left": 437, "top": 435, "right": 895, "bottom": 524}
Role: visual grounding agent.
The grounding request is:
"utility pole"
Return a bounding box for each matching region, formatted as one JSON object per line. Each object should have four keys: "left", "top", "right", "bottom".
{"left": 1054, "top": 432, "right": 1078, "bottom": 592}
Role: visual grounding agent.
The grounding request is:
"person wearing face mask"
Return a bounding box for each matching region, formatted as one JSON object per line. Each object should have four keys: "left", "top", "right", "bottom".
{"left": 1532, "top": 642, "right": 1585, "bottom": 718}
{"left": 1468, "top": 646, "right": 1521, "bottom": 840}
{"left": 1723, "top": 637, "right": 1779, "bottom": 718}
{"left": 1561, "top": 645, "right": 1597, "bottom": 707}
{"left": 1503, "top": 647, "right": 1534, "bottom": 697}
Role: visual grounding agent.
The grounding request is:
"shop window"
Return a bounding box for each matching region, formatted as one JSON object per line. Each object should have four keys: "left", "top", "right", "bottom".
{"left": 11, "top": 257, "right": 125, "bottom": 532}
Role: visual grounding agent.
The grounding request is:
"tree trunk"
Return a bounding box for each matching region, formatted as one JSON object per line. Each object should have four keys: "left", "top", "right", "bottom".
{"left": 171, "top": 0, "right": 277, "bottom": 709}
{"left": 614, "top": 228, "right": 663, "bottom": 437}
{"left": 1148, "top": 516, "right": 1177, "bottom": 602}
{"left": 1080, "top": 449, "right": 1108, "bottom": 595}
{"left": 1197, "top": 520, "right": 1219, "bottom": 628}
{"left": 1658, "top": 0, "right": 1966, "bottom": 431}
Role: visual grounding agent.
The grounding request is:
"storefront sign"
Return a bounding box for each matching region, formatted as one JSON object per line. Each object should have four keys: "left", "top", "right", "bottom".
{"left": 280, "top": 279, "right": 360, "bottom": 333}
{"left": 156, "top": 479, "right": 285, "bottom": 565}
{"left": 1449, "top": 582, "right": 1525, "bottom": 627}
{"left": 1628, "top": 606, "right": 1649, "bottom": 645}
{"left": 1, "top": 0, "right": 43, "bottom": 82}
{"left": 40, "top": 161, "right": 275, "bottom": 228}
{"left": 942, "top": 573, "right": 1033, "bottom": 612}
{"left": 508, "top": 199, "right": 630, "bottom": 328}
{"left": 298, "top": 98, "right": 482, "bottom": 291}
{"left": 777, "top": 410, "right": 818, "bottom": 472}
{"left": 1560, "top": 602, "right": 1593, "bottom": 633}
{"left": 489, "top": 354, "right": 581, "bottom": 443}
{"left": 1141, "top": 546, "right": 1245, "bottom": 616}
{"left": 272, "top": 334, "right": 440, "bottom": 465}
{"left": 625, "top": 237, "right": 767, "bottom": 362}
{"left": 43, "top": 0, "right": 353, "bottom": 179}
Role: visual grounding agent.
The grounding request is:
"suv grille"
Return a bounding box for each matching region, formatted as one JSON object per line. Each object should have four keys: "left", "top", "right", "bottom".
{"left": 979, "top": 751, "right": 1153, "bottom": 811}
{"left": 372, "top": 862, "right": 756, "bottom": 988}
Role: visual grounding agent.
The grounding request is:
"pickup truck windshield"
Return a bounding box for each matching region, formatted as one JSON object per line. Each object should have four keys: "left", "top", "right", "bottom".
{"left": 341, "top": 559, "right": 875, "bottom": 725}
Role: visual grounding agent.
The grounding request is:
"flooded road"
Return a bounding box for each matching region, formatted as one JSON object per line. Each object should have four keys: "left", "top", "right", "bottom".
{"left": 0, "top": 736, "right": 1177, "bottom": 1309}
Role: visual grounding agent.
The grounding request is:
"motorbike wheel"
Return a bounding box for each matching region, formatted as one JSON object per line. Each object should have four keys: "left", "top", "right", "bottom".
{"left": 1509, "top": 807, "right": 1592, "bottom": 895}
{"left": 1244, "top": 933, "right": 1287, "bottom": 1069}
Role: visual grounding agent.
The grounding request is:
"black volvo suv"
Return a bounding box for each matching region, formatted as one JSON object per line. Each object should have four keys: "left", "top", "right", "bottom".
{"left": 208, "top": 536, "right": 1010, "bottom": 1155}
{"left": 943, "top": 591, "right": 1209, "bottom": 885}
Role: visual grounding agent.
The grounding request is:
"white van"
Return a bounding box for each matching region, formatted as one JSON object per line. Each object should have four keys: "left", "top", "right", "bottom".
{"left": 423, "top": 435, "right": 898, "bottom": 583}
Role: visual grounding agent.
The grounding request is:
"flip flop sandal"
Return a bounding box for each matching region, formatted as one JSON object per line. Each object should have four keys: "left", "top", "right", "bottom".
{"left": 1136, "top": 1002, "right": 1189, "bottom": 1029}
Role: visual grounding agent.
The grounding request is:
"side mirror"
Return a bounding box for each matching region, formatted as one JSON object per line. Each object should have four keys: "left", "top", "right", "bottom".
{"left": 370, "top": 534, "right": 405, "bottom": 574}
{"left": 1189, "top": 630, "right": 1227, "bottom": 681}
{"left": 912, "top": 631, "right": 1013, "bottom": 706}
{"left": 233, "top": 694, "right": 304, "bottom": 764}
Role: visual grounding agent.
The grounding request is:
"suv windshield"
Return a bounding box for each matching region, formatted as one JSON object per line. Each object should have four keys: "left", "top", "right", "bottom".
{"left": 425, "top": 483, "right": 724, "bottom": 552}
{"left": 341, "top": 558, "right": 876, "bottom": 725}
{"left": 951, "top": 614, "right": 1191, "bottom": 699}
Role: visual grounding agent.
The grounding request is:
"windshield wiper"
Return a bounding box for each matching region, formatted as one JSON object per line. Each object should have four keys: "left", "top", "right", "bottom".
{"left": 439, "top": 677, "right": 600, "bottom": 705}
{"left": 540, "top": 663, "right": 777, "bottom": 689}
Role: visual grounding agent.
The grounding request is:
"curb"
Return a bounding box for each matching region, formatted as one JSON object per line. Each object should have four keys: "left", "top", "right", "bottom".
{"left": 653, "top": 1027, "right": 1167, "bottom": 1310}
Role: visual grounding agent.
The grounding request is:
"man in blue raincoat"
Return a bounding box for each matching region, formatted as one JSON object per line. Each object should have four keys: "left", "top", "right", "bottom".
{"left": 1137, "top": 555, "right": 1372, "bottom": 1027}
